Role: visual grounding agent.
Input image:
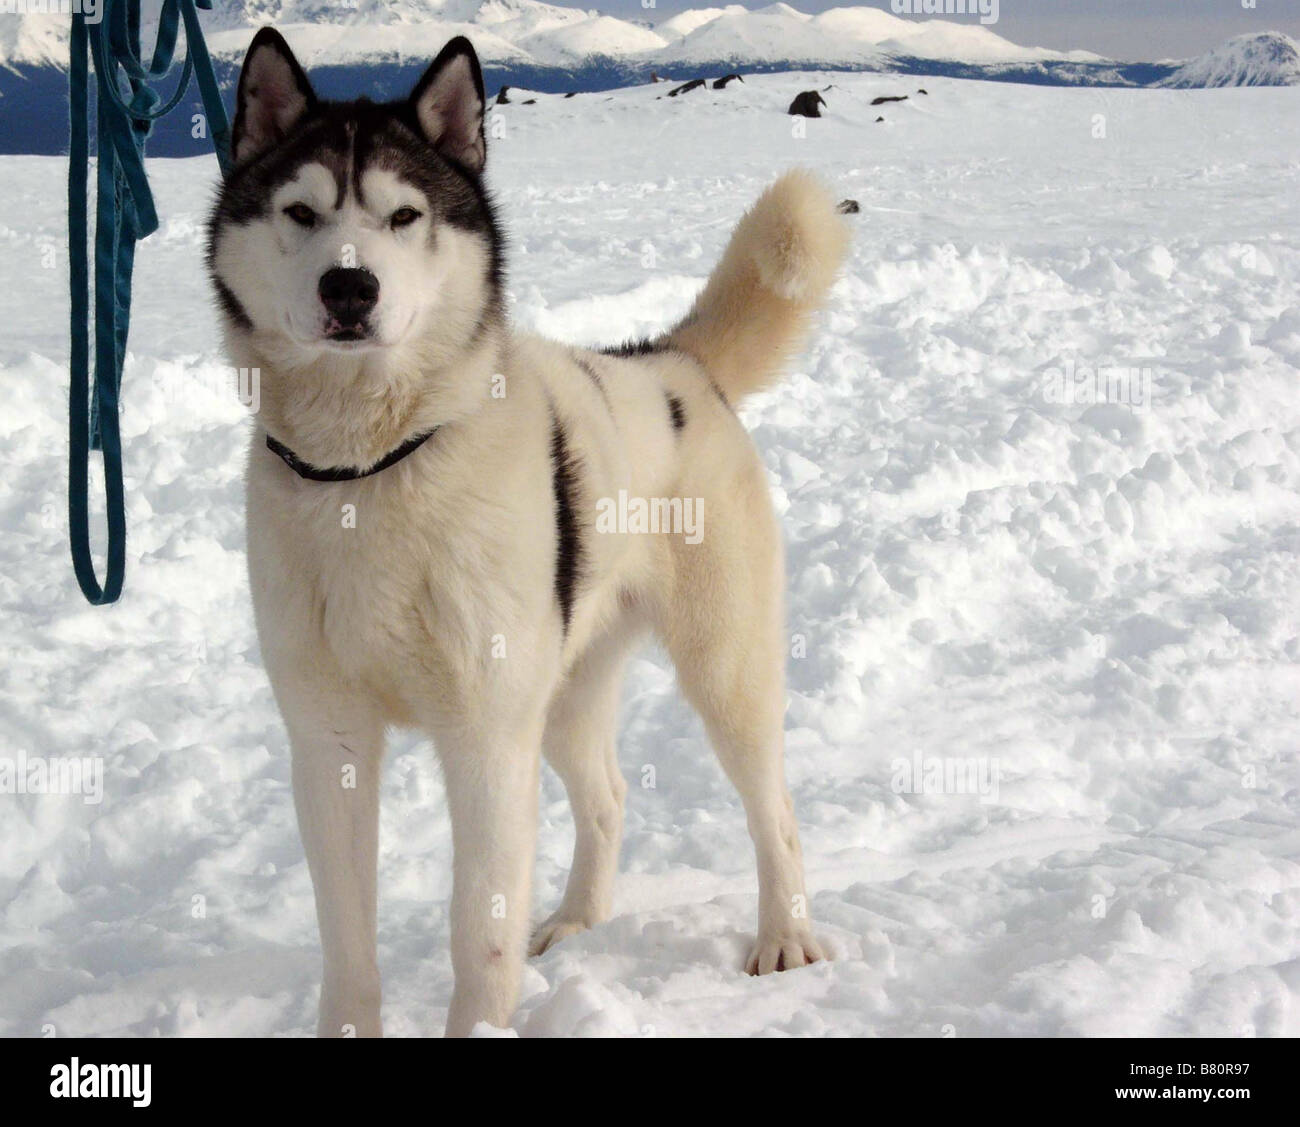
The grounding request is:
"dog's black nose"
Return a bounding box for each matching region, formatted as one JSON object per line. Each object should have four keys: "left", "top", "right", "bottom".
{"left": 319, "top": 267, "right": 379, "bottom": 324}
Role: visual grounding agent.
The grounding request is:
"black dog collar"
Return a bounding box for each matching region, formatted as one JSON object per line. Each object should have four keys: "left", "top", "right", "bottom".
{"left": 265, "top": 429, "right": 437, "bottom": 482}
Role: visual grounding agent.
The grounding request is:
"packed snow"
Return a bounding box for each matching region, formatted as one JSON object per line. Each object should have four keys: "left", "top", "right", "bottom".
{"left": 2, "top": 72, "right": 1300, "bottom": 1037}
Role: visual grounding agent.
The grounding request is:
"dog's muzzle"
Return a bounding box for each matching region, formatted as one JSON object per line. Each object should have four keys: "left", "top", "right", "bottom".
{"left": 319, "top": 267, "right": 379, "bottom": 341}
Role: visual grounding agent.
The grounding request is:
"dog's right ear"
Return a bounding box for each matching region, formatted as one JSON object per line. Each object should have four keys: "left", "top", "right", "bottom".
{"left": 231, "top": 28, "right": 316, "bottom": 166}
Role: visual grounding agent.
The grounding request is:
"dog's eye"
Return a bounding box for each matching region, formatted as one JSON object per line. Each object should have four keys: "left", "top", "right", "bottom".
{"left": 390, "top": 207, "right": 421, "bottom": 230}
{"left": 284, "top": 204, "right": 316, "bottom": 228}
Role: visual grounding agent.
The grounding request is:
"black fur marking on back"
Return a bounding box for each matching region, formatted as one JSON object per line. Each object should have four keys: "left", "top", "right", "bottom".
{"left": 575, "top": 356, "right": 612, "bottom": 414}
{"left": 549, "top": 409, "right": 584, "bottom": 635}
{"left": 598, "top": 335, "right": 732, "bottom": 413}
{"left": 599, "top": 337, "right": 665, "bottom": 358}
{"left": 666, "top": 392, "right": 687, "bottom": 434}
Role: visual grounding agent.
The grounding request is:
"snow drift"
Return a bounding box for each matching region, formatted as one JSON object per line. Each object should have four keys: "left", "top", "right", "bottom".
{"left": 1, "top": 71, "right": 1298, "bottom": 1036}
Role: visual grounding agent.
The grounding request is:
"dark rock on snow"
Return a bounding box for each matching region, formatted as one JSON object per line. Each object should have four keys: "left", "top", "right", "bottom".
{"left": 788, "top": 90, "right": 827, "bottom": 117}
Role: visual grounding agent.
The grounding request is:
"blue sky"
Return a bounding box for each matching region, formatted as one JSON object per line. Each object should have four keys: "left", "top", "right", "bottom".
{"left": 604, "top": 0, "right": 1300, "bottom": 60}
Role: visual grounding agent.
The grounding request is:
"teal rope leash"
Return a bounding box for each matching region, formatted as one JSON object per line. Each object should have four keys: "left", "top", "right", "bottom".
{"left": 68, "top": 0, "right": 231, "bottom": 604}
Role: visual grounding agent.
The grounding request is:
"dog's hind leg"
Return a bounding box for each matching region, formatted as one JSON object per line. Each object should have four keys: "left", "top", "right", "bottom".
{"left": 657, "top": 465, "right": 824, "bottom": 976}
{"left": 280, "top": 681, "right": 386, "bottom": 1037}
{"left": 529, "top": 624, "right": 642, "bottom": 956}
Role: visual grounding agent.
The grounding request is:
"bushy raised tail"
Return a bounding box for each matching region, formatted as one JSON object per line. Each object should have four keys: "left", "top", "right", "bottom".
{"left": 668, "top": 170, "right": 849, "bottom": 403}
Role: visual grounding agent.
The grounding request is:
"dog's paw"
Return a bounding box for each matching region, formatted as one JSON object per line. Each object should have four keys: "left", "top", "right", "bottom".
{"left": 528, "top": 913, "right": 594, "bottom": 957}
{"left": 745, "top": 931, "right": 827, "bottom": 976}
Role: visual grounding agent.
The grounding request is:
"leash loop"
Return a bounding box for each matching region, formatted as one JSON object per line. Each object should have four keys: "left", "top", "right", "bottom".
{"left": 68, "top": 0, "right": 231, "bottom": 604}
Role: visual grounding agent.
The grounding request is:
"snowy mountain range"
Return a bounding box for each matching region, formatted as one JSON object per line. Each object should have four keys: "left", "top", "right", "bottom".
{"left": 2, "top": 1, "right": 1297, "bottom": 84}
{"left": 1, "top": 1, "right": 1097, "bottom": 69}
{"left": 1, "top": 3, "right": 1296, "bottom": 157}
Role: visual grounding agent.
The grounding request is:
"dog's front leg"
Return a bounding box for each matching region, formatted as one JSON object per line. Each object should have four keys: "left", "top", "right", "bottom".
{"left": 438, "top": 717, "right": 545, "bottom": 1037}
{"left": 281, "top": 687, "right": 385, "bottom": 1038}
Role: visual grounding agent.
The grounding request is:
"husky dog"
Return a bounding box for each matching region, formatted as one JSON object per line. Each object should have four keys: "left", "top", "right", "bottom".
{"left": 208, "top": 28, "right": 848, "bottom": 1037}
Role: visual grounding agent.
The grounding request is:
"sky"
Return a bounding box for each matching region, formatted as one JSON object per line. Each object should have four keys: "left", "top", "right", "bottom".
{"left": 610, "top": 0, "right": 1300, "bottom": 61}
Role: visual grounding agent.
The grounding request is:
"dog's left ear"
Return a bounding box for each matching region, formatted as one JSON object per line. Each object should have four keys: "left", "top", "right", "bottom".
{"left": 409, "top": 37, "right": 487, "bottom": 173}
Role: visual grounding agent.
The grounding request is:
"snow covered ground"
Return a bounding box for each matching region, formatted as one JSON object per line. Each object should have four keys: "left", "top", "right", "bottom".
{"left": 2, "top": 73, "right": 1299, "bottom": 1037}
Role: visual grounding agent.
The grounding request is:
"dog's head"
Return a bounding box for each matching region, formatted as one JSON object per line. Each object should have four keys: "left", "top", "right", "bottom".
{"left": 208, "top": 30, "right": 501, "bottom": 369}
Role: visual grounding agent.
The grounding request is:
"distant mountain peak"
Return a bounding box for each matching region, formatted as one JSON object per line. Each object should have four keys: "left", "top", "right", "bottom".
{"left": 1160, "top": 30, "right": 1300, "bottom": 88}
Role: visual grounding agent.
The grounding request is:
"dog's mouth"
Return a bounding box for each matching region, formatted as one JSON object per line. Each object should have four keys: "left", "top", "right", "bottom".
{"left": 323, "top": 318, "right": 371, "bottom": 344}
{"left": 287, "top": 310, "right": 413, "bottom": 353}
